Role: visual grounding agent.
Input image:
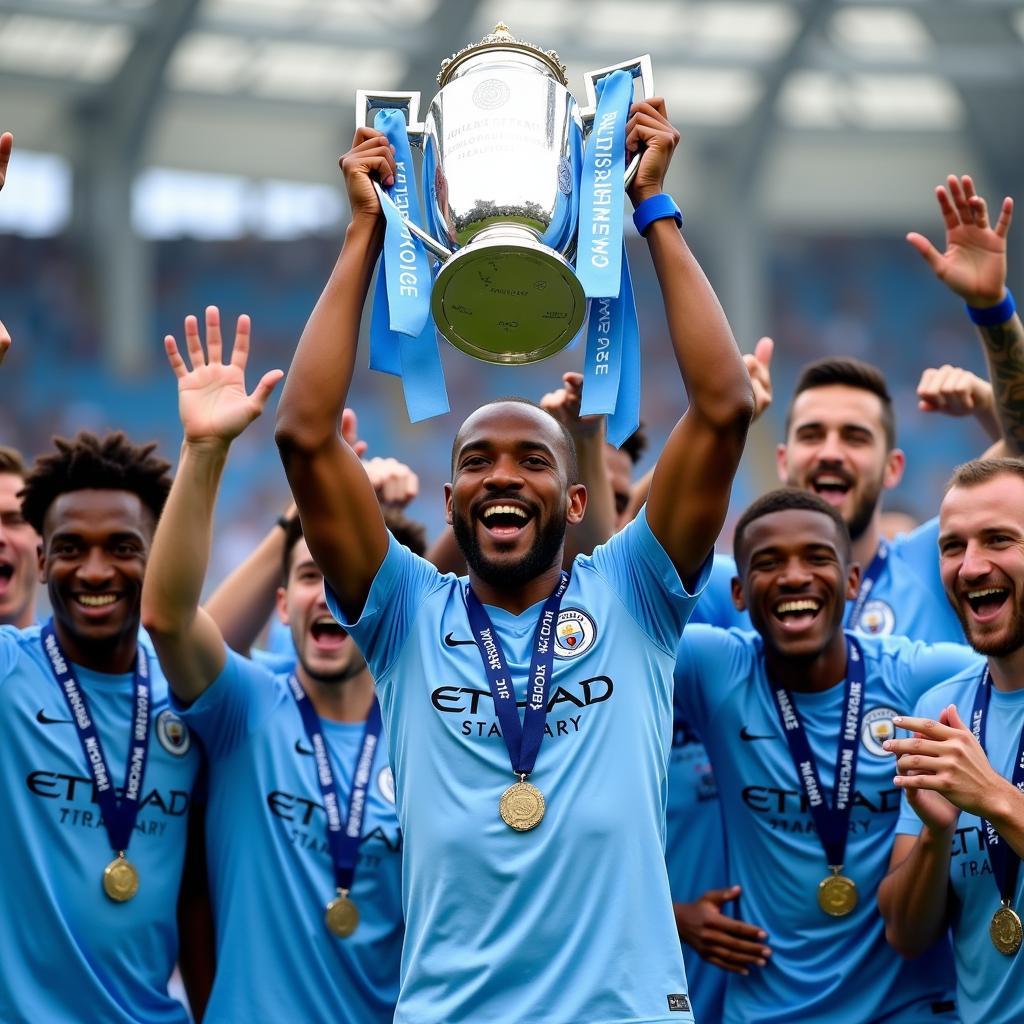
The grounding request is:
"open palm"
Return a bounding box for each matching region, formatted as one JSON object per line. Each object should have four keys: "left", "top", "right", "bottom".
{"left": 908, "top": 174, "right": 1012, "bottom": 306}
{"left": 164, "top": 306, "right": 283, "bottom": 445}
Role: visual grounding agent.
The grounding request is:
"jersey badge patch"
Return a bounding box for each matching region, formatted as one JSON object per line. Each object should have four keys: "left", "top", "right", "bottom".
{"left": 861, "top": 706, "right": 899, "bottom": 757}
{"left": 156, "top": 709, "right": 191, "bottom": 756}
{"left": 858, "top": 599, "right": 895, "bottom": 636}
{"left": 554, "top": 608, "right": 597, "bottom": 659}
{"left": 378, "top": 766, "right": 396, "bottom": 804}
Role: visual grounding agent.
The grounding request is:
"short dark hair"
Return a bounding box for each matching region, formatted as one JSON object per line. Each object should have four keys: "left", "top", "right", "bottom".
{"left": 0, "top": 446, "right": 26, "bottom": 478}
{"left": 733, "top": 488, "right": 851, "bottom": 569}
{"left": 281, "top": 508, "right": 429, "bottom": 583}
{"left": 786, "top": 357, "right": 896, "bottom": 450}
{"left": 21, "top": 431, "right": 172, "bottom": 536}
{"left": 946, "top": 457, "right": 1024, "bottom": 493}
{"left": 618, "top": 423, "right": 648, "bottom": 465}
{"left": 451, "top": 397, "right": 579, "bottom": 484}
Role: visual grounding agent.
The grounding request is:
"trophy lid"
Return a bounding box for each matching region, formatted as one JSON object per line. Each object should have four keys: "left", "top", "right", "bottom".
{"left": 438, "top": 23, "right": 568, "bottom": 87}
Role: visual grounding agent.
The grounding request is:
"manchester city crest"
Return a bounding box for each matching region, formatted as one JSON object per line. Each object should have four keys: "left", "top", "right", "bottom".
{"left": 861, "top": 706, "right": 899, "bottom": 757}
{"left": 554, "top": 608, "right": 596, "bottom": 659}
{"left": 377, "top": 766, "right": 396, "bottom": 804}
{"left": 857, "top": 599, "right": 896, "bottom": 636}
{"left": 156, "top": 709, "right": 191, "bottom": 756}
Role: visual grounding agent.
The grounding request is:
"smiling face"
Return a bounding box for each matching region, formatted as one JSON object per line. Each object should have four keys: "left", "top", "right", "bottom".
{"left": 940, "top": 474, "right": 1024, "bottom": 657}
{"left": 778, "top": 385, "right": 904, "bottom": 541}
{"left": 734, "top": 507, "right": 860, "bottom": 661}
{"left": 278, "top": 537, "right": 365, "bottom": 684}
{"left": 40, "top": 489, "right": 153, "bottom": 653}
{"left": 446, "top": 403, "right": 585, "bottom": 588}
{"left": 0, "top": 472, "right": 39, "bottom": 628}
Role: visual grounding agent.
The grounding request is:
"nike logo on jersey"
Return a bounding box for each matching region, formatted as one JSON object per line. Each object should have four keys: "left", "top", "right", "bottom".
{"left": 36, "top": 708, "right": 74, "bottom": 726}
{"left": 294, "top": 739, "right": 315, "bottom": 757}
{"left": 444, "top": 632, "right": 477, "bottom": 647}
{"left": 740, "top": 726, "right": 775, "bottom": 742}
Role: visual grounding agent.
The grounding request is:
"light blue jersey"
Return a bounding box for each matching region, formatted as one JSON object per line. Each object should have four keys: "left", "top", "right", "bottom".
{"left": 0, "top": 625, "right": 199, "bottom": 1024}
{"left": 666, "top": 715, "right": 728, "bottom": 1021}
{"left": 251, "top": 644, "right": 296, "bottom": 675}
{"left": 674, "top": 626, "right": 980, "bottom": 1023}
{"left": 328, "top": 510, "right": 708, "bottom": 1024}
{"left": 699, "top": 520, "right": 963, "bottom": 643}
{"left": 896, "top": 667, "right": 1024, "bottom": 1024}
{"left": 175, "top": 651, "right": 403, "bottom": 1024}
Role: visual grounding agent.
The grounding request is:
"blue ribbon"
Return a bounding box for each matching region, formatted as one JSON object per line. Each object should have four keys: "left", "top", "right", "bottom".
{"left": 42, "top": 620, "right": 151, "bottom": 855}
{"left": 369, "top": 108, "right": 449, "bottom": 421}
{"left": 768, "top": 635, "right": 866, "bottom": 870}
{"left": 970, "top": 668, "right": 1024, "bottom": 905}
{"left": 464, "top": 572, "right": 569, "bottom": 780}
{"left": 288, "top": 675, "right": 383, "bottom": 895}
{"left": 847, "top": 540, "right": 889, "bottom": 631}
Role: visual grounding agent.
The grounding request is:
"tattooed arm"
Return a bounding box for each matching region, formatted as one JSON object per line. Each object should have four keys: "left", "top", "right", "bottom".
{"left": 908, "top": 174, "right": 1024, "bottom": 453}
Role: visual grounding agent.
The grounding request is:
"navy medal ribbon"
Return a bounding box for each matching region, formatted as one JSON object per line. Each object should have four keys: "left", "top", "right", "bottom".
{"left": 768, "top": 635, "right": 867, "bottom": 873}
{"left": 847, "top": 540, "right": 889, "bottom": 631}
{"left": 42, "top": 620, "right": 152, "bottom": 859}
{"left": 464, "top": 572, "right": 569, "bottom": 781}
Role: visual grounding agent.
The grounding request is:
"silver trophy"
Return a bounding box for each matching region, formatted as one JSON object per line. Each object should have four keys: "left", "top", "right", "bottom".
{"left": 357, "top": 23, "right": 652, "bottom": 364}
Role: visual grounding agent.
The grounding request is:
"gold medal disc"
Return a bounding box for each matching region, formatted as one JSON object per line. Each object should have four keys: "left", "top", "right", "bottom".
{"left": 817, "top": 872, "right": 858, "bottom": 917}
{"left": 499, "top": 780, "right": 545, "bottom": 831}
{"left": 102, "top": 856, "right": 139, "bottom": 903}
{"left": 990, "top": 905, "right": 1023, "bottom": 955}
{"left": 325, "top": 894, "right": 360, "bottom": 938}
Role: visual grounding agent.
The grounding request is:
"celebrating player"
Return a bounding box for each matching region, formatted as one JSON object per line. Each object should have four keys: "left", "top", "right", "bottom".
{"left": 0, "top": 446, "right": 41, "bottom": 628}
{"left": 673, "top": 488, "right": 979, "bottom": 1022}
{"left": 141, "top": 308, "right": 405, "bottom": 1023}
{"left": 880, "top": 458, "right": 1024, "bottom": 1022}
{"left": 275, "top": 98, "right": 753, "bottom": 1024}
{"left": 0, "top": 429, "right": 201, "bottom": 1023}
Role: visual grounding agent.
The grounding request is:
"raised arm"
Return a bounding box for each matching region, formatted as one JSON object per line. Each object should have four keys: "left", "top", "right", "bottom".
{"left": 0, "top": 131, "right": 13, "bottom": 364}
{"left": 909, "top": 175, "right": 1024, "bottom": 454}
{"left": 141, "top": 307, "right": 282, "bottom": 703}
{"left": 274, "top": 129, "right": 397, "bottom": 620}
{"left": 628, "top": 101, "right": 753, "bottom": 580}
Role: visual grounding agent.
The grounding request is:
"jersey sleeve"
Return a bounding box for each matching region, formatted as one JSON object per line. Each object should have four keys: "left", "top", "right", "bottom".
{"left": 892, "top": 516, "right": 941, "bottom": 585}
{"left": 0, "top": 626, "right": 21, "bottom": 685}
{"left": 581, "top": 506, "right": 712, "bottom": 653}
{"left": 325, "top": 532, "right": 448, "bottom": 680}
{"left": 687, "top": 554, "right": 750, "bottom": 629}
{"left": 892, "top": 639, "right": 982, "bottom": 707}
{"left": 674, "top": 625, "right": 744, "bottom": 736}
{"left": 174, "top": 647, "right": 281, "bottom": 761}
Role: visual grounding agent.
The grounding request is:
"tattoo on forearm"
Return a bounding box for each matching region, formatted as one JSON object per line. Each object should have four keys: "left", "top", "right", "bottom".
{"left": 981, "top": 314, "right": 1024, "bottom": 456}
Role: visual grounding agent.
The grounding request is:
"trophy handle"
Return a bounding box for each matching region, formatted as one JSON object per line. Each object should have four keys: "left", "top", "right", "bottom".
{"left": 355, "top": 90, "right": 452, "bottom": 262}
{"left": 580, "top": 55, "right": 654, "bottom": 190}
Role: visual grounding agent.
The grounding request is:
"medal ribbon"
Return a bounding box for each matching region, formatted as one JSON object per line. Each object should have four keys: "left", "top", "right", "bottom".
{"left": 846, "top": 540, "right": 889, "bottom": 631}
{"left": 288, "top": 676, "right": 383, "bottom": 893}
{"left": 369, "top": 108, "right": 449, "bottom": 422}
{"left": 768, "top": 635, "right": 867, "bottom": 870}
{"left": 576, "top": 69, "right": 641, "bottom": 450}
{"left": 464, "top": 572, "right": 569, "bottom": 778}
{"left": 41, "top": 620, "right": 151, "bottom": 854}
{"left": 970, "top": 667, "right": 1024, "bottom": 905}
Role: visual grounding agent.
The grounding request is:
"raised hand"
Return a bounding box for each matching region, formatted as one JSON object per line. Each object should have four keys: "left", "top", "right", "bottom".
{"left": 164, "top": 306, "right": 283, "bottom": 447}
{"left": 674, "top": 885, "right": 771, "bottom": 975}
{"left": 744, "top": 336, "right": 774, "bottom": 423}
{"left": 339, "top": 127, "right": 397, "bottom": 224}
{"left": 341, "top": 408, "right": 369, "bottom": 458}
{"left": 0, "top": 131, "right": 12, "bottom": 192}
{"left": 907, "top": 175, "right": 1013, "bottom": 307}
{"left": 363, "top": 456, "right": 419, "bottom": 508}
{"left": 540, "top": 371, "right": 603, "bottom": 438}
{"left": 625, "top": 98, "right": 679, "bottom": 206}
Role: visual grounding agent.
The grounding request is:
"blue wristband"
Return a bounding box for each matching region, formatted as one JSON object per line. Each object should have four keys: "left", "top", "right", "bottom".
{"left": 632, "top": 193, "right": 682, "bottom": 237}
{"left": 967, "top": 289, "right": 1015, "bottom": 327}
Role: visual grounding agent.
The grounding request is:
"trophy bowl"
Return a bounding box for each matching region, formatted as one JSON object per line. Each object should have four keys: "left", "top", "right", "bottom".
{"left": 357, "top": 25, "right": 652, "bottom": 365}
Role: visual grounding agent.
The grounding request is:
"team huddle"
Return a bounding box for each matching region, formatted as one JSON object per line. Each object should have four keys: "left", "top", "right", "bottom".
{"left": 0, "top": 97, "right": 1022, "bottom": 1024}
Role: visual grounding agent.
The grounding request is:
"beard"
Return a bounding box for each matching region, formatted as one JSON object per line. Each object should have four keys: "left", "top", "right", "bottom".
{"left": 846, "top": 479, "right": 884, "bottom": 542}
{"left": 452, "top": 504, "right": 567, "bottom": 589}
{"left": 954, "top": 596, "right": 1024, "bottom": 658}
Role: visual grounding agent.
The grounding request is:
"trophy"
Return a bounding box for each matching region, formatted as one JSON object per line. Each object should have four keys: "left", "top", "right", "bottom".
{"left": 356, "top": 24, "right": 653, "bottom": 366}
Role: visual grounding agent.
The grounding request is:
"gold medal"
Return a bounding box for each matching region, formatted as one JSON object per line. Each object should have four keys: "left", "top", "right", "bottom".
{"left": 102, "top": 852, "right": 139, "bottom": 903}
{"left": 990, "top": 903, "right": 1023, "bottom": 955}
{"left": 325, "top": 890, "right": 360, "bottom": 938}
{"left": 817, "top": 868, "right": 858, "bottom": 917}
{"left": 499, "top": 776, "right": 545, "bottom": 831}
